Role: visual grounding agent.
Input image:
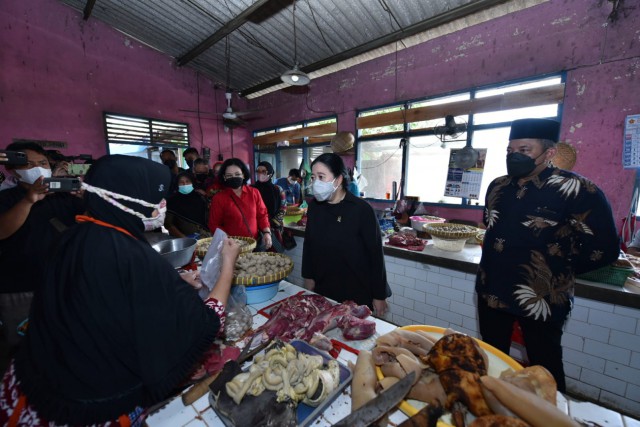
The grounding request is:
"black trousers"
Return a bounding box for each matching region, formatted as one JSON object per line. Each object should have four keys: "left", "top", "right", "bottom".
{"left": 477, "top": 297, "right": 567, "bottom": 392}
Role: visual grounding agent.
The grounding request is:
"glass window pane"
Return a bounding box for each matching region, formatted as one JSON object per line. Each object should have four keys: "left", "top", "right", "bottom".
{"left": 360, "top": 106, "right": 404, "bottom": 136}
{"left": 409, "top": 93, "right": 470, "bottom": 130}
{"left": 476, "top": 77, "right": 561, "bottom": 98}
{"left": 359, "top": 139, "right": 403, "bottom": 199}
{"left": 279, "top": 148, "right": 303, "bottom": 178}
{"left": 474, "top": 104, "right": 559, "bottom": 125}
{"left": 108, "top": 143, "right": 152, "bottom": 158}
{"left": 309, "top": 145, "right": 331, "bottom": 163}
{"left": 469, "top": 127, "right": 510, "bottom": 204}
{"left": 406, "top": 136, "right": 466, "bottom": 203}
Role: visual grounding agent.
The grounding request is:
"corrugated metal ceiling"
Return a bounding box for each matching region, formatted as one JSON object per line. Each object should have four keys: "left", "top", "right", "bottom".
{"left": 58, "top": 0, "right": 513, "bottom": 98}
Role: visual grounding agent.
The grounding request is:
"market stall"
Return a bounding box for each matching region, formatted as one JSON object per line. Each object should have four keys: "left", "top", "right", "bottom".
{"left": 145, "top": 281, "right": 636, "bottom": 427}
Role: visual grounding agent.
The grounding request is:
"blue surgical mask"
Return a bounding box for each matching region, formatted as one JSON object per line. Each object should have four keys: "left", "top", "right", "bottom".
{"left": 178, "top": 184, "right": 194, "bottom": 195}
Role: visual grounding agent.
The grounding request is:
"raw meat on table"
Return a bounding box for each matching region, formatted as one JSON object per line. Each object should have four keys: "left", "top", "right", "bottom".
{"left": 256, "top": 294, "right": 376, "bottom": 342}
{"left": 337, "top": 315, "right": 377, "bottom": 340}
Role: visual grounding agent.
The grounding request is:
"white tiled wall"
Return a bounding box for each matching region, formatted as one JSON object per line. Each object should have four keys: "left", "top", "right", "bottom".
{"left": 283, "top": 236, "right": 640, "bottom": 419}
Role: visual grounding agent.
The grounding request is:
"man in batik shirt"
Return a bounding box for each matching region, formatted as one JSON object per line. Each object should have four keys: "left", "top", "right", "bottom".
{"left": 476, "top": 118, "right": 619, "bottom": 392}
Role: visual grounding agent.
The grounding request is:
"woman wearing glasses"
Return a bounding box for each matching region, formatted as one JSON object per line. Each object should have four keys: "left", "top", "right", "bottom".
{"left": 208, "top": 158, "right": 272, "bottom": 250}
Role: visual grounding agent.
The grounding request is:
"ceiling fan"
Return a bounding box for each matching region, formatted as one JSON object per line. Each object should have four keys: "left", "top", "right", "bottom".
{"left": 220, "top": 90, "right": 251, "bottom": 126}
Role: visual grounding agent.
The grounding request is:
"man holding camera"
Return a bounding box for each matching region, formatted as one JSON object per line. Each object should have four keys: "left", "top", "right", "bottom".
{"left": 0, "top": 142, "right": 84, "bottom": 368}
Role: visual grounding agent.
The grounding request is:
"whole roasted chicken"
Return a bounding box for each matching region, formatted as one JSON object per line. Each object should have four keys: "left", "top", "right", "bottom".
{"left": 423, "top": 333, "right": 492, "bottom": 427}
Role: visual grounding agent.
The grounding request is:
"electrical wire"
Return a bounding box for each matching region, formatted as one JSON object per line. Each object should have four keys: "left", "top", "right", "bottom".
{"left": 360, "top": 145, "right": 401, "bottom": 170}
{"left": 306, "top": 0, "right": 334, "bottom": 54}
{"left": 196, "top": 72, "right": 204, "bottom": 151}
{"left": 214, "top": 86, "right": 222, "bottom": 158}
{"left": 292, "top": 0, "right": 298, "bottom": 66}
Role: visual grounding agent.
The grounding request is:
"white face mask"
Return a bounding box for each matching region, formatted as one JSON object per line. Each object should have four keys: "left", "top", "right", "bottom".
{"left": 142, "top": 199, "right": 167, "bottom": 231}
{"left": 16, "top": 167, "right": 51, "bottom": 184}
{"left": 257, "top": 173, "right": 270, "bottom": 183}
{"left": 312, "top": 178, "right": 337, "bottom": 202}
{"left": 81, "top": 182, "right": 167, "bottom": 231}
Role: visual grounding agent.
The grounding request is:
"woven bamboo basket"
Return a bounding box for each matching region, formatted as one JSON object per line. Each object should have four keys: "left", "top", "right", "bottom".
{"left": 233, "top": 252, "right": 294, "bottom": 286}
{"left": 330, "top": 131, "right": 355, "bottom": 153}
{"left": 285, "top": 206, "right": 305, "bottom": 216}
{"left": 195, "top": 236, "right": 256, "bottom": 259}
{"left": 424, "top": 223, "right": 479, "bottom": 240}
{"left": 551, "top": 142, "right": 577, "bottom": 170}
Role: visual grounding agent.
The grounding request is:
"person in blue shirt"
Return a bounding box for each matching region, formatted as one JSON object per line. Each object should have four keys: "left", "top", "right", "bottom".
{"left": 476, "top": 118, "right": 619, "bottom": 393}
{"left": 276, "top": 168, "right": 302, "bottom": 204}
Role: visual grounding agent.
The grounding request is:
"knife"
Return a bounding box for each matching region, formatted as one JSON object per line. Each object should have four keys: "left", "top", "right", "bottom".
{"left": 181, "top": 336, "right": 272, "bottom": 405}
{"left": 333, "top": 371, "right": 416, "bottom": 427}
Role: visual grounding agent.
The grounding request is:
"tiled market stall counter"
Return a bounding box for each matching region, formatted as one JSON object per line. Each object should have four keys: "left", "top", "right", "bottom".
{"left": 283, "top": 226, "right": 640, "bottom": 419}
{"left": 146, "top": 281, "right": 639, "bottom": 426}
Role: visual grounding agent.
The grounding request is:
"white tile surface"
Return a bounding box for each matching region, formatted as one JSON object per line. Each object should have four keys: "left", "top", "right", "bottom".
{"left": 146, "top": 282, "right": 640, "bottom": 426}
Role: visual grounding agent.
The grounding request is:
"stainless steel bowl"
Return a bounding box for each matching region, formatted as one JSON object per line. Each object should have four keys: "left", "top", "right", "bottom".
{"left": 152, "top": 237, "right": 197, "bottom": 268}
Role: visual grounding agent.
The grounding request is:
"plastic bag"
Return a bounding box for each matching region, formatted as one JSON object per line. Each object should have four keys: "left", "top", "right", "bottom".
{"left": 223, "top": 285, "right": 252, "bottom": 341}
{"left": 199, "top": 228, "right": 228, "bottom": 299}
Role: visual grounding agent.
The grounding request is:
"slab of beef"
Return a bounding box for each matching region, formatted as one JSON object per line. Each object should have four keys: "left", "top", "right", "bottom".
{"left": 256, "top": 294, "right": 334, "bottom": 341}
{"left": 337, "top": 315, "right": 377, "bottom": 340}
{"left": 256, "top": 294, "right": 376, "bottom": 342}
{"left": 296, "top": 300, "right": 371, "bottom": 341}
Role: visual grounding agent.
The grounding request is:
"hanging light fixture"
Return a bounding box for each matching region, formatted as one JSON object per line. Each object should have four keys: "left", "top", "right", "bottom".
{"left": 281, "top": 0, "right": 310, "bottom": 86}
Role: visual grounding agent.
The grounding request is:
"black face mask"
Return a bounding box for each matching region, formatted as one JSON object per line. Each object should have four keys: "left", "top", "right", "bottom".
{"left": 224, "top": 177, "right": 244, "bottom": 189}
{"left": 186, "top": 159, "right": 195, "bottom": 169}
{"left": 195, "top": 173, "right": 208, "bottom": 182}
{"left": 506, "top": 151, "right": 546, "bottom": 178}
{"left": 162, "top": 159, "right": 177, "bottom": 169}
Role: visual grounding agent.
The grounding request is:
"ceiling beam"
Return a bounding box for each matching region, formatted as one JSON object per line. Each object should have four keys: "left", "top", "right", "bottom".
{"left": 241, "top": 0, "right": 509, "bottom": 97}
{"left": 83, "top": 0, "right": 97, "bottom": 20}
{"left": 176, "top": 0, "right": 273, "bottom": 67}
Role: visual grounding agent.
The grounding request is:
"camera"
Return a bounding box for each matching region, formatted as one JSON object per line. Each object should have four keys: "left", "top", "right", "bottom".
{"left": 43, "top": 177, "right": 82, "bottom": 192}
{"left": 0, "top": 150, "right": 28, "bottom": 166}
{"left": 46, "top": 150, "right": 93, "bottom": 163}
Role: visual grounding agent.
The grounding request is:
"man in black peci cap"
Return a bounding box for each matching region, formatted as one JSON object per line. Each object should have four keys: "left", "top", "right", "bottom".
{"left": 475, "top": 118, "right": 619, "bottom": 392}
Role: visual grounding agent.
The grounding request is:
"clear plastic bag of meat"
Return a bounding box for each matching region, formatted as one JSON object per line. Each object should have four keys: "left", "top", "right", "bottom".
{"left": 224, "top": 285, "right": 253, "bottom": 342}
{"left": 199, "top": 228, "right": 228, "bottom": 299}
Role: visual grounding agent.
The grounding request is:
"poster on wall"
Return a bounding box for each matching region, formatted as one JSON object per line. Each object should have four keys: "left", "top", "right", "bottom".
{"left": 444, "top": 148, "right": 487, "bottom": 200}
{"left": 623, "top": 114, "right": 640, "bottom": 169}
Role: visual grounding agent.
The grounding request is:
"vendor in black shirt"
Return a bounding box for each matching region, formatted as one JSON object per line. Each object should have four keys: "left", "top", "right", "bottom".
{"left": 0, "top": 142, "right": 84, "bottom": 364}
{"left": 302, "top": 153, "right": 391, "bottom": 315}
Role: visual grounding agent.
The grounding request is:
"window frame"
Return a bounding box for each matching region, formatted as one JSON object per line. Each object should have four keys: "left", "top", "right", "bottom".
{"left": 104, "top": 112, "right": 191, "bottom": 166}
{"left": 356, "top": 73, "right": 565, "bottom": 206}
{"left": 253, "top": 115, "right": 337, "bottom": 178}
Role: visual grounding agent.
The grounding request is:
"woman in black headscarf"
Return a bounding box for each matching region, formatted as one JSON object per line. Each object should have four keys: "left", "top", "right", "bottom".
{"left": 252, "top": 161, "right": 286, "bottom": 252}
{"left": 165, "top": 171, "right": 210, "bottom": 238}
{"left": 0, "top": 155, "right": 240, "bottom": 426}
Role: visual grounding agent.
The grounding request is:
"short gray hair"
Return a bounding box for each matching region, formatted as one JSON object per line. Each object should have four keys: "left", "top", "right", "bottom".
{"left": 539, "top": 139, "right": 557, "bottom": 151}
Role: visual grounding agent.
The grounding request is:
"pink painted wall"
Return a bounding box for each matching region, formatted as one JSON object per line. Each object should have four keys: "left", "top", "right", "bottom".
{"left": 2, "top": 0, "right": 639, "bottom": 228}
{"left": 0, "top": 0, "right": 251, "bottom": 168}
{"left": 247, "top": 1, "right": 640, "bottom": 228}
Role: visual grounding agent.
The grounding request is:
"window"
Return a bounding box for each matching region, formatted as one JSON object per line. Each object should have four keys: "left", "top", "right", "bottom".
{"left": 253, "top": 116, "right": 337, "bottom": 180}
{"left": 104, "top": 113, "right": 190, "bottom": 167}
{"left": 356, "top": 74, "right": 564, "bottom": 204}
